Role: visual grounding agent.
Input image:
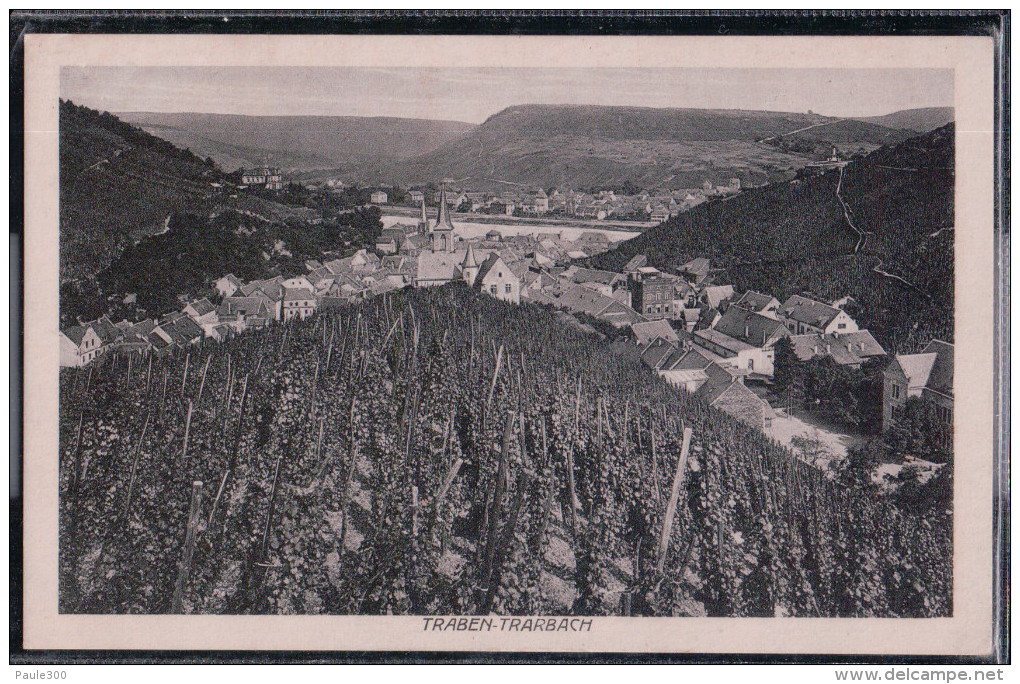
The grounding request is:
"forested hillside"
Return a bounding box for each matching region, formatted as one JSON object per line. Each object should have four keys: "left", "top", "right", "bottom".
{"left": 59, "top": 100, "right": 226, "bottom": 282}
{"left": 89, "top": 208, "right": 382, "bottom": 319}
{"left": 588, "top": 125, "right": 955, "bottom": 352}
{"left": 59, "top": 286, "right": 950, "bottom": 617}
{"left": 854, "top": 107, "right": 955, "bottom": 133}
{"left": 59, "top": 102, "right": 386, "bottom": 325}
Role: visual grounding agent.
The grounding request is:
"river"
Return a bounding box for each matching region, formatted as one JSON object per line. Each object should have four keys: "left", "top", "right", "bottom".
{"left": 381, "top": 215, "right": 641, "bottom": 243}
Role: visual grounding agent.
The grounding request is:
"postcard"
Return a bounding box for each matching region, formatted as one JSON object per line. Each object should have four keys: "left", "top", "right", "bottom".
{"left": 20, "top": 32, "right": 998, "bottom": 656}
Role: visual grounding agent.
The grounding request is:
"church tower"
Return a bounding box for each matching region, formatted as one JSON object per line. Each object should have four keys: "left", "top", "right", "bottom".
{"left": 418, "top": 198, "right": 429, "bottom": 234}
{"left": 431, "top": 187, "right": 456, "bottom": 253}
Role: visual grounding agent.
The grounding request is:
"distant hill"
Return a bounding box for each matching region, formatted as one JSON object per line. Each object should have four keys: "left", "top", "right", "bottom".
{"left": 587, "top": 124, "right": 955, "bottom": 352}
{"left": 117, "top": 111, "right": 475, "bottom": 172}
{"left": 854, "top": 107, "right": 955, "bottom": 133}
{"left": 365, "top": 104, "right": 915, "bottom": 189}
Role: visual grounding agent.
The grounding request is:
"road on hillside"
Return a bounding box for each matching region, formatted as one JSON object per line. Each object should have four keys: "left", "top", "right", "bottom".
{"left": 756, "top": 118, "right": 848, "bottom": 144}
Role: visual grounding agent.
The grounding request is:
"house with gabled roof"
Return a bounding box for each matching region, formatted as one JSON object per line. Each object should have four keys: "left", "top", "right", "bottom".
{"left": 474, "top": 253, "right": 520, "bottom": 304}
{"left": 89, "top": 316, "right": 122, "bottom": 346}
{"left": 551, "top": 284, "right": 645, "bottom": 329}
{"left": 695, "top": 307, "right": 791, "bottom": 376}
{"left": 639, "top": 337, "right": 681, "bottom": 371}
{"left": 702, "top": 284, "right": 735, "bottom": 310}
{"left": 184, "top": 298, "right": 218, "bottom": 327}
{"left": 219, "top": 296, "right": 272, "bottom": 331}
{"left": 733, "top": 290, "right": 781, "bottom": 319}
{"left": 789, "top": 330, "right": 886, "bottom": 368}
{"left": 214, "top": 273, "right": 243, "bottom": 298}
{"left": 883, "top": 339, "right": 954, "bottom": 432}
{"left": 659, "top": 347, "right": 714, "bottom": 393}
{"left": 60, "top": 324, "right": 104, "bottom": 367}
{"left": 695, "top": 366, "right": 775, "bottom": 429}
{"left": 780, "top": 294, "right": 859, "bottom": 335}
{"left": 241, "top": 277, "right": 285, "bottom": 320}
{"left": 567, "top": 267, "right": 629, "bottom": 303}
{"left": 623, "top": 254, "right": 648, "bottom": 276}
{"left": 283, "top": 287, "right": 317, "bottom": 321}
{"left": 681, "top": 257, "right": 711, "bottom": 285}
{"left": 158, "top": 316, "right": 204, "bottom": 347}
{"left": 649, "top": 205, "right": 670, "bottom": 223}
{"left": 632, "top": 319, "right": 680, "bottom": 347}
{"left": 147, "top": 329, "right": 174, "bottom": 357}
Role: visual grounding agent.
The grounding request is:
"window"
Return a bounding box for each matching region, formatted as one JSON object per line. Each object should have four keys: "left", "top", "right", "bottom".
{"left": 748, "top": 359, "right": 754, "bottom": 370}
{"left": 490, "top": 285, "right": 497, "bottom": 294}
{"left": 505, "top": 284, "right": 512, "bottom": 294}
{"left": 838, "top": 323, "right": 847, "bottom": 330}
{"left": 890, "top": 383, "right": 900, "bottom": 399}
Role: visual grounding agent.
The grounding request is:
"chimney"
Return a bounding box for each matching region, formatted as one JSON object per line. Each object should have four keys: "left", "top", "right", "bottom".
{"left": 744, "top": 323, "right": 750, "bottom": 339}
{"left": 826, "top": 343, "right": 831, "bottom": 354}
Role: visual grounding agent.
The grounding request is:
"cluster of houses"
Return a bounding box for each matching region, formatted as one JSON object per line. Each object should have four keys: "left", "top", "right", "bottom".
{"left": 387, "top": 180, "right": 742, "bottom": 223}
{"left": 514, "top": 245, "right": 953, "bottom": 436}
{"left": 60, "top": 182, "right": 952, "bottom": 447}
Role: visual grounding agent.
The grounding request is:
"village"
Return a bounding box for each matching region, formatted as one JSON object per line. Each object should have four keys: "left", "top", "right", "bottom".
{"left": 358, "top": 176, "right": 743, "bottom": 223}
{"left": 60, "top": 185, "right": 952, "bottom": 473}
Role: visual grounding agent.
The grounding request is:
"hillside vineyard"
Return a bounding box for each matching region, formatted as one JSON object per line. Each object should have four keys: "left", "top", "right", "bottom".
{"left": 59, "top": 287, "right": 950, "bottom": 616}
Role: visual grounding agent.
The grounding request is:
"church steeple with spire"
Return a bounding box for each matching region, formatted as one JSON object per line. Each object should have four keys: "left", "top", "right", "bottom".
{"left": 431, "top": 187, "right": 456, "bottom": 253}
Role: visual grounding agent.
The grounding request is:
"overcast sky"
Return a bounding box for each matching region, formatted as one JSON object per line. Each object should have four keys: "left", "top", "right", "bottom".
{"left": 62, "top": 67, "right": 953, "bottom": 123}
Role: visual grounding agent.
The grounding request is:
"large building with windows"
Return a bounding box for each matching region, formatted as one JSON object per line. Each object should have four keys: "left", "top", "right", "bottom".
{"left": 629, "top": 274, "right": 675, "bottom": 321}
{"left": 882, "top": 339, "right": 954, "bottom": 432}
{"left": 241, "top": 166, "right": 284, "bottom": 190}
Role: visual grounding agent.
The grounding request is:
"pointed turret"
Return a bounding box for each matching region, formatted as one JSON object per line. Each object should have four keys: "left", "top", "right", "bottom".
{"left": 461, "top": 243, "right": 480, "bottom": 286}
{"left": 420, "top": 198, "right": 428, "bottom": 225}
{"left": 463, "top": 244, "right": 478, "bottom": 268}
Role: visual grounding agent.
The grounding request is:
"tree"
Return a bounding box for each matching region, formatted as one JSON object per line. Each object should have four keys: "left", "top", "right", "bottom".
{"left": 884, "top": 397, "right": 952, "bottom": 464}
{"left": 775, "top": 336, "right": 799, "bottom": 395}
{"left": 893, "top": 459, "right": 952, "bottom": 517}
{"left": 839, "top": 438, "right": 883, "bottom": 489}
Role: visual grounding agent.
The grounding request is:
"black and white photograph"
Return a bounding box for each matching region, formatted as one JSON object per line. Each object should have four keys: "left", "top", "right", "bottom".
{"left": 17, "top": 30, "right": 1001, "bottom": 658}
{"left": 54, "top": 63, "right": 958, "bottom": 619}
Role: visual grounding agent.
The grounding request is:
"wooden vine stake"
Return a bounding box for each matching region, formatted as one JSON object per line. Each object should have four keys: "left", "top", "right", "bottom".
{"left": 484, "top": 344, "right": 505, "bottom": 420}
{"left": 655, "top": 426, "right": 693, "bottom": 576}
{"left": 180, "top": 352, "right": 190, "bottom": 398}
{"left": 257, "top": 445, "right": 287, "bottom": 570}
{"left": 170, "top": 480, "right": 204, "bottom": 613}
{"left": 181, "top": 400, "right": 193, "bottom": 464}
{"left": 650, "top": 416, "right": 663, "bottom": 505}
{"left": 434, "top": 458, "right": 463, "bottom": 514}
{"left": 196, "top": 355, "right": 211, "bottom": 409}
{"left": 122, "top": 411, "right": 152, "bottom": 526}
{"left": 338, "top": 399, "right": 358, "bottom": 551}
